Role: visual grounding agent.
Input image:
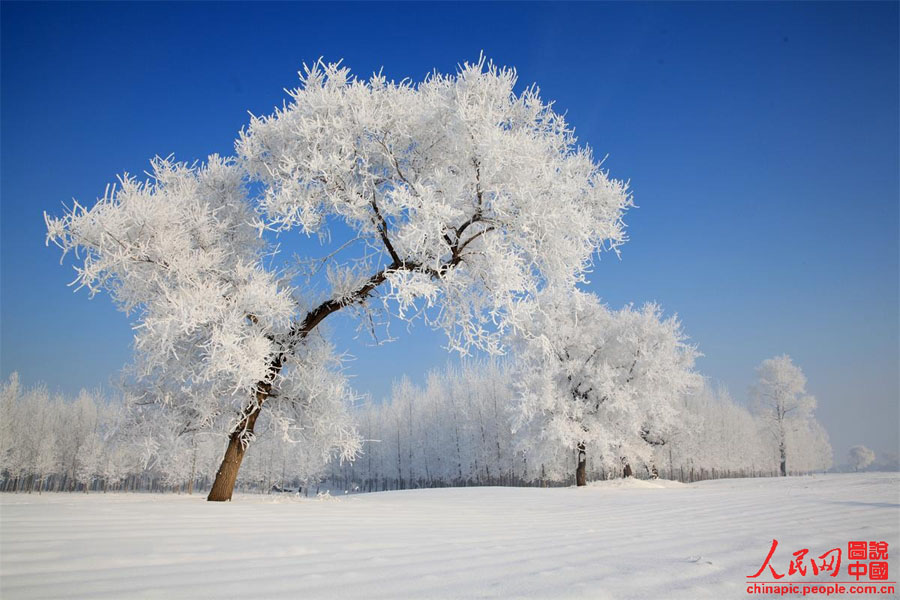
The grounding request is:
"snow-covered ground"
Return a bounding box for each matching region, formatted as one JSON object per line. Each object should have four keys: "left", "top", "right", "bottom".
{"left": 1, "top": 473, "right": 897, "bottom": 599}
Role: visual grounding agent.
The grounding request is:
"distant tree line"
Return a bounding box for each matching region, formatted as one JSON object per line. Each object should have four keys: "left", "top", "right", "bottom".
{"left": 1, "top": 353, "right": 833, "bottom": 495}
{"left": 0, "top": 373, "right": 330, "bottom": 494}
{"left": 330, "top": 360, "right": 833, "bottom": 491}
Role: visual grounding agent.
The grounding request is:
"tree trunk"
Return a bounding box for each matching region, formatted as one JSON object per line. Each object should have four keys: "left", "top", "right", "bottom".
{"left": 207, "top": 433, "right": 248, "bottom": 501}
{"left": 188, "top": 440, "right": 197, "bottom": 495}
{"left": 206, "top": 259, "right": 405, "bottom": 501}
{"left": 207, "top": 391, "right": 266, "bottom": 502}
{"left": 575, "top": 442, "right": 587, "bottom": 486}
{"left": 623, "top": 463, "right": 633, "bottom": 478}
{"left": 779, "top": 441, "right": 787, "bottom": 476}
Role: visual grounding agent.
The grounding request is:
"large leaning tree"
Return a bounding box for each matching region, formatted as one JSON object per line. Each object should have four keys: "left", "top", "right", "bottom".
{"left": 46, "top": 57, "right": 632, "bottom": 501}
{"left": 512, "top": 290, "right": 700, "bottom": 486}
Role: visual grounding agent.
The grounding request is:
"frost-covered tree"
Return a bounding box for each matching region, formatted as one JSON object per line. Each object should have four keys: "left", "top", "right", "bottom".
{"left": 513, "top": 290, "right": 700, "bottom": 486}
{"left": 0, "top": 372, "right": 351, "bottom": 494}
{"left": 61, "top": 390, "right": 101, "bottom": 491}
{"left": 848, "top": 445, "right": 875, "bottom": 472}
{"left": 661, "top": 379, "right": 831, "bottom": 478}
{"left": 0, "top": 375, "right": 129, "bottom": 492}
{"left": 784, "top": 418, "right": 832, "bottom": 473}
{"left": 0, "top": 374, "right": 22, "bottom": 483}
{"left": 341, "top": 358, "right": 825, "bottom": 488}
{"left": 749, "top": 355, "right": 817, "bottom": 476}
{"left": 347, "top": 361, "right": 522, "bottom": 490}
{"left": 29, "top": 392, "right": 61, "bottom": 493}
{"left": 45, "top": 57, "right": 632, "bottom": 501}
{"left": 97, "top": 436, "right": 136, "bottom": 492}
{"left": 44, "top": 156, "right": 358, "bottom": 501}
{"left": 658, "top": 381, "right": 768, "bottom": 478}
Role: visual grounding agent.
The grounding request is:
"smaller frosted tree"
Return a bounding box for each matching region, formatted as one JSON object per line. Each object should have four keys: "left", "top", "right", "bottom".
{"left": 750, "top": 355, "right": 817, "bottom": 476}
{"left": 513, "top": 290, "right": 700, "bottom": 486}
{"left": 848, "top": 445, "right": 875, "bottom": 472}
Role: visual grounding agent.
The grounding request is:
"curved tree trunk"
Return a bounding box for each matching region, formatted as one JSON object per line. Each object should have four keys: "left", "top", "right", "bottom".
{"left": 205, "top": 258, "right": 397, "bottom": 501}
{"left": 203, "top": 209, "right": 476, "bottom": 502}
{"left": 207, "top": 434, "right": 247, "bottom": 501}
{"left": 575, "top": 442, "right": 587, "bottom": 486}
{"left": 207, "top": 390, "right": 266, "bottom": 502}
{"left": 205, "top": 250, "right": 420, "bottom": 501}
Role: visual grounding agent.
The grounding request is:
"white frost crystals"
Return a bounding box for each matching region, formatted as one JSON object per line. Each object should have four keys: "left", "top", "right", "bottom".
{"left": 44, "top": 156, "right": 290, "bottom": 396}
{"left": 44, "top": 56, "right": 633, "bottom": 497}
{"left": 237, "top": 56, "right": 632, "bottom": 353}
{"left": 44, "top": 155, "right": 360, "bottom": 481}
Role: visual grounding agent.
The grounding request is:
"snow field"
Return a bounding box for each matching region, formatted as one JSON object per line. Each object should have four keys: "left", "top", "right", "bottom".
{"left": 1, "top": 473, "right": 897, "bottom": 599}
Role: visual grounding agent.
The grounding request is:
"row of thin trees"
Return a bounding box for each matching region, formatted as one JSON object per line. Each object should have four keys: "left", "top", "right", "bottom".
{"left": 1, "top": 360, "right": 832, "bottom": 494}
{"left": 0, "top": 373, "right": 346, "bottom": 494}
{"left": 325, "top": 362, "right": 832, "bottom": 491}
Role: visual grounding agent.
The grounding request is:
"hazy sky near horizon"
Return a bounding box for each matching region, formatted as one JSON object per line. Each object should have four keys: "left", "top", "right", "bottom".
{"left": 2, "top": 2, "right": 897, "bottom": 462}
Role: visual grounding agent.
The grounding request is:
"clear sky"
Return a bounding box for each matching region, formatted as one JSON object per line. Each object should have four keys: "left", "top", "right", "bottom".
{"left": 2, "top": 2, "right": 897, "bottom": 464}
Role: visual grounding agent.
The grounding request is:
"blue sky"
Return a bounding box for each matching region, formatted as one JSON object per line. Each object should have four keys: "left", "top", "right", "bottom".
{"left": 2, "top": 2, "right": 897, "bottom": 462}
